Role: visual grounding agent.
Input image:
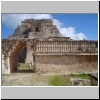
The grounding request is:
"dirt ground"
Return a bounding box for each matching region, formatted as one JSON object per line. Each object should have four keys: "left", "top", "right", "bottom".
{"left": 2, "top": 72, "right": 52, "bottom": 86}
{"left": 2, "top": 70, "right": 98, "bottom": 86}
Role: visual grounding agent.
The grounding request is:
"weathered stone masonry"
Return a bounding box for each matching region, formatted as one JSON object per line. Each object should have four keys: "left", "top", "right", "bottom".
{"left": 2, "top": 38, "right": 98, "bottom": 74}
{"left": 2, "top": 19, "right": 98, "bottom": 74}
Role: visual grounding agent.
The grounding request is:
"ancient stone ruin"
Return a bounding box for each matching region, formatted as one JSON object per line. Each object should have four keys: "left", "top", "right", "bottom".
{"left": 2, "top": 19, "right": 98, "bottom": 74}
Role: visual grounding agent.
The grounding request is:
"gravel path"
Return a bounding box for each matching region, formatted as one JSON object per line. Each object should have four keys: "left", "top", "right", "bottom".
{"left": 2, "top": 73, "right": 51, "bottom": 86}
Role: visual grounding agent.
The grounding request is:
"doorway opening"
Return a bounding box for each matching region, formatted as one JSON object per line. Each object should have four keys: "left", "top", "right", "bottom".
{"left": 8, "top": 41, "right": 35, "bottom": 73}
{"left": 16, "top": 63, "right": 33, "bottom": 73}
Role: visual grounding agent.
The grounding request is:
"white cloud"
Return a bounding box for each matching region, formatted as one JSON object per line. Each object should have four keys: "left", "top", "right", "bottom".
{"left": 2, "top": 14, "right": 52, "bottom": 29}
{"left": 53, "top": 19, "right": 87, "bottom": 40}
{"left": 2, "top": 14, "right": 87, "bottom": 40}
{"left": 53, "top": 19, "right": 63, "bottom": 29}
{"left": 60, "top": 27, "right": 87, "bottom": 40}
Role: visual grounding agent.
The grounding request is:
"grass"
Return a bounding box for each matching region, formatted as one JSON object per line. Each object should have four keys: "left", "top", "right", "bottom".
{"left": 70, "top": 73, "right": 90, "bottom": 79}
{"left": 49, "top": 75, "right": 70, "bottom": 86}
{"left": 2, "top": 70, "right": 91, "bottom": 86}
{"left": 49, "top": 73, "right": 90, "bottom": 86}
{"left": 19, "top": 63, "right": 31, "bottom": 70}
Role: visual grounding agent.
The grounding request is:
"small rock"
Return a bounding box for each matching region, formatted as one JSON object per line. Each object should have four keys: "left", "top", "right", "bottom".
{"left": 70, "top": 78, "right": 91, "bottom": 86}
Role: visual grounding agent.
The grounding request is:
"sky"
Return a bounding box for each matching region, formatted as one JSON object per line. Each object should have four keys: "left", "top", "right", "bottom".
{"left": 2, "top": 14, "right": 98, "bottom": 40}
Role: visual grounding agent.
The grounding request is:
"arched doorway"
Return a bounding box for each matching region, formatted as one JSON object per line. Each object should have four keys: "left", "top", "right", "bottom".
{"left": 2, "top": 40, "right": 35, "bottom": 74}
{"left": 7, "top": 41, "right": 26, "bottom": 73}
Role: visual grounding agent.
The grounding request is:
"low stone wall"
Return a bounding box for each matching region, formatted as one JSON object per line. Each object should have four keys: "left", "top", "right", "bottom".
{"left": 35, "top": 55, "right": 98, "bottom": 74}
{"left": 89, "top": 73, "right": 98, "bottom": 86}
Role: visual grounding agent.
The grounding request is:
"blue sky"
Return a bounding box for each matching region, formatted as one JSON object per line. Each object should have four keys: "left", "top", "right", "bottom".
{"left": 2, "top": 14, "right": 98, "bottom": 40}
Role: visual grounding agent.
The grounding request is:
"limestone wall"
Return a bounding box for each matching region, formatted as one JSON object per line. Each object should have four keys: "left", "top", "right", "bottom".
{"left": 2, "top": 39, "right": 98, "bottom": 74}
{"left": 35, "top": 55, "right": 98, "bottom": 74}
{"left": 35, "top": 55, "right": 97, "bottom": 65}
{"left": 25, "top": 42, "right": 34, "bottom": 64}
{"left": 35, "top": 40, "right": 98, "bottom": 55}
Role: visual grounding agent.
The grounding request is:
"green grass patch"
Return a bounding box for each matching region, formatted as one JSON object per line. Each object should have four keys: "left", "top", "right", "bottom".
{"left": 49, "top": 73, "right": 90, "bottom": 86}
{"left": 70, "top": 73, "right": 90, "bottom": 79}
{"left": 19, "top": 63, "right": 30, "bottom": 70}
{"left": 49, "top": 75, "right": 70, "bottom": 86}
